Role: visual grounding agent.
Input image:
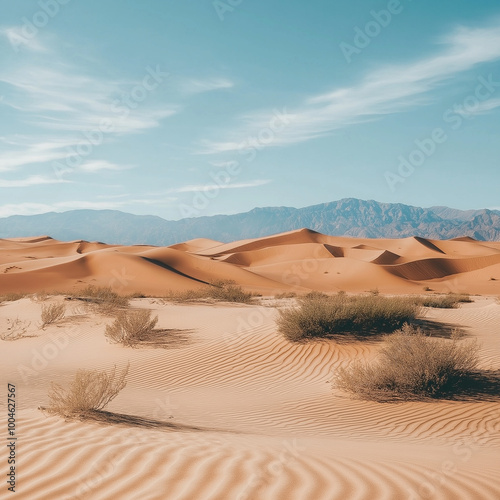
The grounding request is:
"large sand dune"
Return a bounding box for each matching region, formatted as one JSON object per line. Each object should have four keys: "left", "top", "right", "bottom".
{"left": 1, "top": 230, "right": 499, "bottom": 499}
{"left": 1, "top": 229, "right": 500, "bottom": 295}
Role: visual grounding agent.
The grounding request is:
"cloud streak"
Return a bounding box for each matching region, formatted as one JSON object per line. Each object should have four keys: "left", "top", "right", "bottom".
{"left": 0, "top": 175, "right": 71, "bottom": 188}
{"left": 171, "top": 179, "right": 271, "bottom": 193}
{"left": 200, "top": 23, "right": 500, "bottom": 154}
{"left": 180, "top": 77, "right": 234, "bottom": 95}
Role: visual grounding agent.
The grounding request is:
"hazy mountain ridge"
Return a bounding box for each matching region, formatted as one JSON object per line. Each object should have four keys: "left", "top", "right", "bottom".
{"left": 1, "top": 198, "right": 499, "bottom": 245}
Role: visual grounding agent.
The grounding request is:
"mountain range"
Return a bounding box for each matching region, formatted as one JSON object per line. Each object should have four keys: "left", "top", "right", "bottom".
{"left": 1, "top": 198, "right": 499, "bottom": 245}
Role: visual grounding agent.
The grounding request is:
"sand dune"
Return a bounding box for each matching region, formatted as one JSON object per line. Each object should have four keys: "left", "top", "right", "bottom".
{"left": 1, "top": 230, "right": 500, "bottom": 499}
{"left": 1, "top": 229, "right": 500, "bottom": 295}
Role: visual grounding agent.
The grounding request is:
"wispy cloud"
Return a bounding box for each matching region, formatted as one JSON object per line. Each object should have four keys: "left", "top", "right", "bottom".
{"left": 0, "top": 175, "right": 71, "bottom": 188}
{"left": 0, "top": 26, "right": 48, "bottom": 52}
{"left": 0, "top": 197, "right": 178, "bottom": 218}
{"left": 180, "top": 77, "right": 234, "bottom": 95}
{"left": 456, "top": 97, "right": 500, "bottom": 116}
{"left": 171, "top": 179, "right": 271, "bottom": 193}
{"left": 79, "top": 160, "right": 133, "bottom": 172}
{"left": 0, "top": 64, "right": 177, "bottom": 135}
{"left": 0, "top": 138, "right": 80, "bottom": 171}
{"left": 199, "top": 23, "right": 500, "bottom": 154}
{"left": 0, "top": 34, "right": 178, "bottom": 172}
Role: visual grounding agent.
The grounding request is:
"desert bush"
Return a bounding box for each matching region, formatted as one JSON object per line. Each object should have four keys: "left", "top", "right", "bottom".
{"left": 31, "top": 291, "right": 49, "bottom": 302}
{"left": 278, "top": 293, "right": 420, "bottom": 342}
{"left": 40, "top": 303, "right": 66, "bottom": 328}
{"left": 208, "top": 280, "right": 255, "bottom": 303}
{"left": 274, "top": 292, "right": 297, "bottom": 299}
{"left": 105, "top": 309, "right": 158, "bottom": 347}
{"left": 44, "top": 364, "right": 129, "bottom": 418}
{"left": 0, "top": 292, "right": 27, "bottom": 303}
{"left": 165, "top": 280, "right": 254, "bottom": 304}
{"left": 303, "top": 291, "right": 330, "bottom": 300}
{"left": 70, "top": 286, "right": 129, "bottom": 314}
{"left": 417, "top": 293, "right": 472, "bottom": 309}
{"left": 334, "top": 324, "right": 479, "bottom": 400}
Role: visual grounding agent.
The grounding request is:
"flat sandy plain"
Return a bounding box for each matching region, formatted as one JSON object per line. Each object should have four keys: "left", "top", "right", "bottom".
{"left": 0, "top": 230, "right": 499, "bottom": 500}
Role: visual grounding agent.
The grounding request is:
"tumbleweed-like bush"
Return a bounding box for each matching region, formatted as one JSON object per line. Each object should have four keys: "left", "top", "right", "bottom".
{"left": 334, "top": 324, "right": 479, "bottom": 400}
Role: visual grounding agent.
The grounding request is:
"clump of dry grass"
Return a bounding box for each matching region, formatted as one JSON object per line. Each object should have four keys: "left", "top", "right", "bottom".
{"left": 31, "top": 291, "right": 49, "bottom": 302}
{"left": 105, "top": 309, "right": 159, "bottom": 347}
{"left": 278, "top": 292, "right": 420, "bottom": 342}
{"left": 165, "top": 280, "right": 255, "bottom": 304}
{"left": 40, "top": 303, "right": 66, "bottom": 328}
{"left": 43, "top": 364, "right": 129, "bottom": 418}
{"left": 417, "top": 293, "right": 472, "bottom": 309}
{"left": 334, "top": 324, "right": 479, "bottom": 400}
{"left": 274, "top": 292, "right": 297, "bottom": 299}
{"left": 67, "top": 286, "right": 129, "bottom": 314}
{"left": 0, "top": 292, "right": 27, "bottom": 303}
{"left": 0, "top": 318, "right": 32, "bottom": 341}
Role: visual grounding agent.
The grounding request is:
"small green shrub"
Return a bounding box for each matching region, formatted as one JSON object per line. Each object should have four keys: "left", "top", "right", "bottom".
{"left": 334, "top": 324, "right": 479, "bottom": 400}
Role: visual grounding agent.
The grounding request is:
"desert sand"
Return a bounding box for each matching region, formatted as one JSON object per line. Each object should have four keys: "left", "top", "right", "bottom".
{"left": 1, "top": 229, "right": 499, "bottom": 499}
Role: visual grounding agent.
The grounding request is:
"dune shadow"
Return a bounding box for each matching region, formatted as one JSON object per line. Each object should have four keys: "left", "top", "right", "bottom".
{"left": 83, "top": 410, "right": 207, "bottom": 431}
{"left": 449, "top": 370, "right": 500, "bottom": 402}
{"left": 58, "top": 409, "right": 240, "bottom": 434}
{"left": 141, "top": 257, "right": 209, "bottom": 285}
{"left": 311, "top": 319, "right": 463, "bottom": 344}
{"left": 360, "top": 370, "right": 500, "bottom": 403}
{"left": 412, "top": 318, "right": 467, "bottom": 339}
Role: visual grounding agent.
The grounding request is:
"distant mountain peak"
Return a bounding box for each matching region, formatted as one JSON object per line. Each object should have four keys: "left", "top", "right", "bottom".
{"left": 0, "top": 199, "right": 498, "bottom": 245}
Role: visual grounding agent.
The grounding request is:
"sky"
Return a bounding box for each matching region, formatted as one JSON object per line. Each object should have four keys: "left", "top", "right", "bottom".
{"left": 0, "top": 0, "right": 499, "bottom": 220}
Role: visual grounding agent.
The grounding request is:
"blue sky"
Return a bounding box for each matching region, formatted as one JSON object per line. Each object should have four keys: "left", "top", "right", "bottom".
{"left": 0, "top": 0, "right": 499, "bottom": 220}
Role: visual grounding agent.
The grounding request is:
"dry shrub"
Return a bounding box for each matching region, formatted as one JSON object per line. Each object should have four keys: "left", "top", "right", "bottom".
{"left": 335, "top": 324, "right": 479, "bottom": 400}
{"left": 105, "top": 309, "right": 158, "bottom": 347}
{"left": 44, "top": 365, "right": 129, "bottom": 418}
{"left": 70, "top": 286, "right": 129, "bottom": 314}
{"left": 274, "top": 292, "right": 297, "bottom": 299}
{"left": 1, "top": 318, "right": 32, "bottom": 341}
{"left": 278, "top": 293, "right": 420, "bottom": 342}
{"left": 165, "top": 280, "right": 254, "bottom": 304}
{"left": 417, "top": 293, "right": 472, "bottom": 309}
{"left": 0, "top": 292, "right": 27, "bottom": 303}
{"left": 208, "top": 280, "right": 254, "bottom": 303}
{"left": 40, "top": 303, "right": 65, "bottom": 328}
{"left": 31, "top": 291, "right": 49, "bottom": 302}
